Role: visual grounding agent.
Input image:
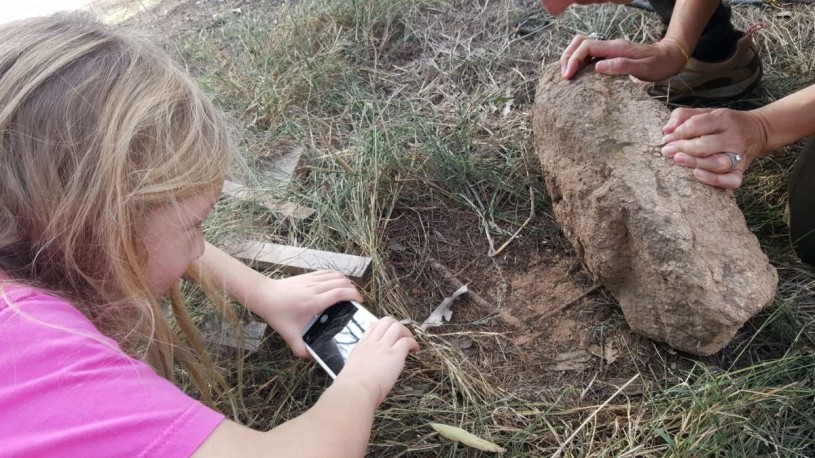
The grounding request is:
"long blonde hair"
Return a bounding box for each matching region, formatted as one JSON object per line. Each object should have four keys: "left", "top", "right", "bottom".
{"left": 0, "top": 14, "right": 238, "bottom": 406}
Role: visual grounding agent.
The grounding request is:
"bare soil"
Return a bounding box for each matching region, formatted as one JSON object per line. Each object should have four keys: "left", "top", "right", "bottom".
{"left": 384, "top": 202, "right": 674, "bottom": 402}
{"left": 126, "top": 0, "right": 755, "bottom": 405}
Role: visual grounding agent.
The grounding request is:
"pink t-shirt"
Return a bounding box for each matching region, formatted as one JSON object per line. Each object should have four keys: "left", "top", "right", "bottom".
{"left": 0, "top": 284, "right": 225, "bottom": 457}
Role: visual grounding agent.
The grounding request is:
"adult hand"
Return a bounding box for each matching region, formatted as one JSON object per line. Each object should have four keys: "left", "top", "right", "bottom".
{"left": 338, "top": 317, "right": 419, "bottom": 407}
{"left": 253, "top": 271, "right": 363, "bottom": 358}
{"left": 661, "top": 107, "right": 769, "bottom": 189}
{"left": 560, "top": 36, "right": 687, "bottom": 81}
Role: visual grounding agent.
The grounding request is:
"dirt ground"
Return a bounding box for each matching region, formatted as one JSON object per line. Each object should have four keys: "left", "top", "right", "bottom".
{"left": 119, "top": 0, "right": 742, "bottom": 402}
{"left": 384, "top": 201, "right": 676, "bottom": 402}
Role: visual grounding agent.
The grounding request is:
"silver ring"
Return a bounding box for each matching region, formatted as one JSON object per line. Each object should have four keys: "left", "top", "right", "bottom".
{"left": 588, "top": 32, "right": 606, "bottom": 40}
{"left": 724, "top": 152, "right": 742, "bottom": 172}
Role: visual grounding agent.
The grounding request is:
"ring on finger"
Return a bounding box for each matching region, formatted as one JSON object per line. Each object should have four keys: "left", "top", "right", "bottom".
{"left": 724, "top": 152, "right": 742, "bottom": 172}
{"left": 588, "top": 32, "right": 606, "bottom": 40}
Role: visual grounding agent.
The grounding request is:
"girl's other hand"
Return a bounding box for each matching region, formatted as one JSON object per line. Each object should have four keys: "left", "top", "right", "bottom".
{"left": 255, "top": 271, "right": 363, "bottom": 358}
{"left": 661, "top": 107, "right": 769, "bottom": 189}
{"left": 337, "top": 317, "right": 418, "bottom": 407}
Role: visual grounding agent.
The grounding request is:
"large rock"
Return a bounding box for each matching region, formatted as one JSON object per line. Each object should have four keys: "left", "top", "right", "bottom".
{"left": 532, "top": 64, "right": 778, "bottom": 355}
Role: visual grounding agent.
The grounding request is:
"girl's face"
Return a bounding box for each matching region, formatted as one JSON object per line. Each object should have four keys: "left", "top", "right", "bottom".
{"left": 139, "top": 188, "right": 220, "bottom": 297}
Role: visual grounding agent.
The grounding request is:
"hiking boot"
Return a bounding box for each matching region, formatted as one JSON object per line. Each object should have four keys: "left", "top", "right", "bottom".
{"left": 642, "top": 31, "right": 762, "bottom": 103}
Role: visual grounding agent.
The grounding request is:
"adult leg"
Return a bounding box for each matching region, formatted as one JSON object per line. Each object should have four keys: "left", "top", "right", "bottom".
{"left": 788, "top": 137, "right": 815, "bottom": 267}
{"left": 642, "top": 0, "right": 760, "bottom": 102}
{"left": 647, "top": 0, "right": 740, "bottom": 62}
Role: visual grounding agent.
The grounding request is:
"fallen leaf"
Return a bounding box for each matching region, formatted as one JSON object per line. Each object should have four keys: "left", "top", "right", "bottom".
{"left": 547, "top": 361, "right": 591, "bottom": 371}
{"left": 430, "top": 423, "right": 507, "bottom": 453}
{"left": 546, "top": 349, "right": 592, "bottom": 371}
{"left": 420, "top": 285, "right": 468, "bottom": 331}
{"left": 555, "top": 350, "right": 591, "bottom": 362}
{"left": 587, "top": 343, "right": 618, "bottom": 365}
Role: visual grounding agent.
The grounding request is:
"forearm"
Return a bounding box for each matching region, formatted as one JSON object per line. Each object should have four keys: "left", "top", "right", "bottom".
{"left": 194, "top": 378, "right": 377, "bottom": 457}
{"left": 752, "top": 84, "right": 815, "bottom": 152}
{"left": 265, "top": 378, "right": 377, "bottom": 456}
{"left": 662, "top": 0, "right": 720, "bottom": 53}
{"left": 192, "top": 241, "right": 269, "bottom": 314}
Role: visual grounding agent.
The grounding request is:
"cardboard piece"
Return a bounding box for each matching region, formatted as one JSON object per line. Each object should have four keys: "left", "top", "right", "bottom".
{"left": 226, "top": 239, "right": 372, "bottom": 283}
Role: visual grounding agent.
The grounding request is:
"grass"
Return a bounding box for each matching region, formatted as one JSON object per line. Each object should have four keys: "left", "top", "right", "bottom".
{"left": 154, "top": 0, "right": 815, "bottom": 455}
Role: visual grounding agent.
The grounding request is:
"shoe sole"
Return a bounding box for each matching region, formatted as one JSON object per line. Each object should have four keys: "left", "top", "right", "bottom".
{"left": 647, "top": 61, "right": 763, "bottom": 104}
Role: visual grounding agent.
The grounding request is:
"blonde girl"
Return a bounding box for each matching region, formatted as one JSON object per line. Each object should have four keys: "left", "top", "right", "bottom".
{"left": 0, "top": 14, "right": 417, "bottom": 457}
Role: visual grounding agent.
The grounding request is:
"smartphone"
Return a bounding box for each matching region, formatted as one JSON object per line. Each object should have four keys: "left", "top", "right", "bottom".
{"left": 302, "top": 301, "right": 378, "bottom": 379}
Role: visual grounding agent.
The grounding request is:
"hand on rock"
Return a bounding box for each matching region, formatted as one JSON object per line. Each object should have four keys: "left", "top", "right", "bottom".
{"left": 560, "top": 36, "right": 687, "bottom": 81}
{"left": 661, "top": 107, "right": 768, "bottom": 189}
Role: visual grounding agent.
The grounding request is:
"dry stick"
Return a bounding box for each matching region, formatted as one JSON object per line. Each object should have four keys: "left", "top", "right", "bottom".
{"left": 552, "top": 374, "right": 640, "bottom": 458}
{"left": 533, "top": 284, "right": 602, "bottom": 321}
{"left": 490, "top": 186, "right": 535, "bottom": 258}
{"left": 428, "top": 258, "right": 495, "bottom": 311}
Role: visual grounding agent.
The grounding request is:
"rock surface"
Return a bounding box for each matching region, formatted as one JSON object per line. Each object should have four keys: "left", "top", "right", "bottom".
{"left": 532, "top": 64, "right": 778, "bottom": 355}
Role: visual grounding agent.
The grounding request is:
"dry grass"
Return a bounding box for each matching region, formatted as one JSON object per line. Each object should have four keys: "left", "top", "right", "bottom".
{"left": 136, "top": 0, "right": 815, "bottom": 455}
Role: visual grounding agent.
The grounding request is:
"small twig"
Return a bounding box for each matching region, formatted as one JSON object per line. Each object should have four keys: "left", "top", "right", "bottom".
{"left": 532, "top": 284, "right": 601, "bottom": 321}
{"left": 428, "top": 258, "right": 495, "bottom": 311}
{"left": 490, "top": 186, "right": 535, "bottom": 257}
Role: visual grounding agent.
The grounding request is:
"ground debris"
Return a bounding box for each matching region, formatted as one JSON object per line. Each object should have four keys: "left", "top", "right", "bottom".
{"left": 587, "top": 342, "right": 618, "bottom": 365}
{"left": 421, "top": 285, "right": 468, "bottom": 331}
{"left": 547, "top": 349, "right": 592, "bottom": 371}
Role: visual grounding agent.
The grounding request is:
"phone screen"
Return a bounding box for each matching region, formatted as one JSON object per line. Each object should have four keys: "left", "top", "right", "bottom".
{"left": 303, "top": 301, "right": 377, "bottom": 377}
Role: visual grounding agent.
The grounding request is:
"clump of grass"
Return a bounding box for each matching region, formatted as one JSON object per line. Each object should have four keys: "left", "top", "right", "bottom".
{"left": 157, "top": 0, "right": 815, "bottom": 455}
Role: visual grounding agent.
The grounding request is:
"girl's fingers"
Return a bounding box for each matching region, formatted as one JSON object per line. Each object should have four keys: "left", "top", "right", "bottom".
{"left": 316, "top": 287, "right": 363, "bottom": 305}
{"left": 308, "top": 270, "right": 342, "bottom": 277}
{"left": 313, "top": 278, "right": 354, "bottom": 294}
{"left": 367, "top": 317, "right": 396, "bottom": 341}
{"left": 693, "top": 168, "right": 744, "bottom": 189}
{"left": 395, "top": 336, "right": 420, "bottom": 354}
{"left": 381, "top": 319, "right": 408, "bottom": 346}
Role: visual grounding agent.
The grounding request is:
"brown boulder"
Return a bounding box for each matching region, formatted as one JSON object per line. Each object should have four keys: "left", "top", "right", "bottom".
{"left": 532, "top": 64, "right": 778, "bottom": 355}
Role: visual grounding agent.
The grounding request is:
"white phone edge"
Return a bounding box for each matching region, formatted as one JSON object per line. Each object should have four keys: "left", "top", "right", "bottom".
{"left": 302, "top": 300, "right": 378, "bottom": 380}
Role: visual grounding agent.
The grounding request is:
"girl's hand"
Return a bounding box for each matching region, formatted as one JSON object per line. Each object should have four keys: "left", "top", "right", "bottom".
{"left": 254, "top": 271, "right": 363, "bottom": 358}
{"left": 560, "top": 36, "right": 687, "bottom": 81}
{"left": 337, "top": 317, "right": 418, "bottom": 407}
{"left": 661, "top": 107, "right": 769, "bottom": 189}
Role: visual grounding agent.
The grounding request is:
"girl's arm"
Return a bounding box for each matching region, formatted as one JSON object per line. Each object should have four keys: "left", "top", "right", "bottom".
{"left": 193, "top": 317, "right": 418, "bottom": 457}
{"left": 192, "top": 242, "right": 362, "bottom": 357}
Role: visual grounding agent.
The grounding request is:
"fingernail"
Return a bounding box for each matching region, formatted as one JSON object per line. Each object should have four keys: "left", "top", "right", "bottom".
{"left": 662, "top": 143, "right": 677, "bottom": 157}
{"left": 673, "top": 153, "right": 687, "bottom": 165}
{"left": 661, "top": 134, "right": 675, "bottom": 144}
